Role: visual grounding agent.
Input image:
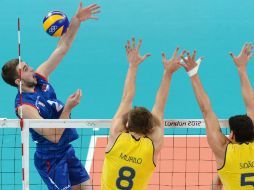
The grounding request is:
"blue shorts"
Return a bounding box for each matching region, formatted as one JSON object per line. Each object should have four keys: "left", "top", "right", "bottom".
{"left": 34, "top": 145, "right": 90, "bottom": 190}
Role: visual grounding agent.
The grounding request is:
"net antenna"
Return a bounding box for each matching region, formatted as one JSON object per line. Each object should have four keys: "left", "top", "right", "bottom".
{"left": 18, "top": 18, "right": 30, "bottom": 190}
{"left": 18, "top": 18, "right": 22, "bottom": 119}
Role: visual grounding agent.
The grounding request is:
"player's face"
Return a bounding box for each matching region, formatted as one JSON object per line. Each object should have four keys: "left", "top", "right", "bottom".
{"left": 18, "top": 62, "right": 37, "bottom": 87}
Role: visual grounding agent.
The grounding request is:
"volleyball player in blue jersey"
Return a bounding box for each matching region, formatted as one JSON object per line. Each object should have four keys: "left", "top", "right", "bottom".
{"left": 1, "top": 2, "right": 100, "bottom": 190}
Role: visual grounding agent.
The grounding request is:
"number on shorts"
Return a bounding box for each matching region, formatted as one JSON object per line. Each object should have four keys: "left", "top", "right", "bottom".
{"left": 241, "top": 173, "right": 254, "bottom": 186}
{"left": 116, "top": 166, "right": 136, "bottom": 190}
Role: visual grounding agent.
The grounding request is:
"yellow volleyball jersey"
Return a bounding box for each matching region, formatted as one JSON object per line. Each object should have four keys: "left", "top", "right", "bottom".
{"left": 101, "top": 132, "right": 156, "bottom": 190}
{"left": 218, "top": 141, "right": 254, "bottom": 190}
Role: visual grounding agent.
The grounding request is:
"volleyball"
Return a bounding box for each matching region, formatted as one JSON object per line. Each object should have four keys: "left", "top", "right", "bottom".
{"left": 43, "top": 11, "right": 69, "bottom": 37}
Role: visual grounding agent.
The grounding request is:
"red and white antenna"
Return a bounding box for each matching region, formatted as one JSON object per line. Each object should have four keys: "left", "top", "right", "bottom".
{"left": 18, "top": 18, "right": 23, "bottom": 120}
{"left": 18, "top": 17, "right": 27, "bottom": 190}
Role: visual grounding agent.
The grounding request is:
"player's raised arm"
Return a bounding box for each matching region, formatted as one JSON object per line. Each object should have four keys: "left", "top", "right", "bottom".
{"left": 149, "top": 48, "right": 185, "bottom": 159}
{"left": 152, "top": 48, "right": 185, "bottom": 123}
{"left": 179, "top": 51, "right": 229, "bottom": 167}
{"left": 230, "top": 42, "right": 254, "bottom": 121}
{"left": 36, "top": 1, "right": 100, "bottom": 79}
{"left": 110, "top": 38, "right": 151, "bottom": 137}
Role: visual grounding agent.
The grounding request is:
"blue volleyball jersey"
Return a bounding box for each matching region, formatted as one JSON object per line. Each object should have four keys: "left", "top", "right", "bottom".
{"left": 15, "top": 73, "right": 78, "bottom": 152}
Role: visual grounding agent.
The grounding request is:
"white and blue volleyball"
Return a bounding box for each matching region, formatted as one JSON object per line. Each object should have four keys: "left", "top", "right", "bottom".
{"left": 43, "top": 11, "right": 69, "bottom": 37}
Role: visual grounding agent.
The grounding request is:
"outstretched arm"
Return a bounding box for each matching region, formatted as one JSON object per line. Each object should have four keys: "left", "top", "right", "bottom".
{"left": 180, "top": 51, "right": 228, "bottom": 166}
{"left": 150, "top": 48, "right": 185, "bottom": 156}
{"left": 230, "top": 43, "right": 254, "bottom": 121}
{"left": 110, "top": 38, "right": 150, "bottom": 138}
{"left": 36, "top": 2, "right": 100, "bottom": 79}
{"left": 152, "top": 48, "right": 185, "bottom": 122}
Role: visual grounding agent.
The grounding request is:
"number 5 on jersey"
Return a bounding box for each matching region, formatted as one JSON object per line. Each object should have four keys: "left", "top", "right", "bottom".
{"left": 241, "top": 173, "right": 254, "bottom": 186}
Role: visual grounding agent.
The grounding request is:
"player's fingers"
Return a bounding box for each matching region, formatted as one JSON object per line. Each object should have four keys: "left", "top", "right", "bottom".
{"left": 162, "top": 52, "right": 167, "bottom": 61}
{"left": 72, "top": 89, "right": 79, "bottom": 99}
{"left": 142, "top": 53, "right": 151, "bottom": 61}
{"left": 125, "top": 45, "right": 129, "bottom": 54}
{"left": 242, "top": 42, "right": 248, "bottom": 51}
{"left": 73, "top": 89, "right": 81, "bottom": 103}
{"left": 172, "top": 47, "right": 180, "bottom": 58}
{"left": 87, "top": 4, "right": 97, "bottom": 10}
{"left": 229, "top": 52, "right": 236, "bottom": 60}
{"left": 180, "top": 55, "right": 188, "bottom": 64}
{"left": 77, "top": 89, "right": 82, "bottom": 102}
{"left": 89, "top": 16, "right": 99, "bottom": 20}
{"left": 127, "top": 40, "right": 130, "bottom": 50}
{"left": 245, "top": 43, "right": 251, "bottom": 52}
{"left": 187, "top": 52, "right": 192, "bottom": 62}
{"left": 178, "top": 50, "right": 186, "bottom": 60}
{"left": 89, "top": 5, "right": 100, "bottom": 11}
{"left": 79, "top": 1, "right": 83, "bottom": 9}
{"left": 243, "top": 42, "right": 249, "bottom": 54}
{"left": 132, "top": 37, "right": 136, "bottom": 49}
{"left": 192, "top": 50, "right": 197, "bottom": 61}
{"left": 91, "top": 10, "right": 101, "bottom": 15}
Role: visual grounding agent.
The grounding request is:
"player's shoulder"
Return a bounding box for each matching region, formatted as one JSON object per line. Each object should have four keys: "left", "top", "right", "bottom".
{"left": 105, "top": 132, "right": 124, "bottom": 153}
{"left": 109, "top": 131, "right": 125, "bottom": 143}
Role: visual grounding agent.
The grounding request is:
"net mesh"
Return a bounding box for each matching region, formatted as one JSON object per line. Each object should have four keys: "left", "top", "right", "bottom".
{"left": 0, "top": 128, "right": 22, "bottom": 190}
{"left": 0, "top": 119, "right": 229, "bottom": 190}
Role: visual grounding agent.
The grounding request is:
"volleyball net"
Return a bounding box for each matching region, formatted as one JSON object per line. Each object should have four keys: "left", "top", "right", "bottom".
{"left": 0, "top": 119, "right": 229, "bottom": 190}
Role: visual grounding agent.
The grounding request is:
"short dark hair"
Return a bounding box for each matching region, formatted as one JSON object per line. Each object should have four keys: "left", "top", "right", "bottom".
{"left": 1, "top": 58, "right": 19, "bottom": 87}
{"left": 229, "top": 115, "right": 254, "bottom": 143}
{"left": 123, "top": 106, "right": 160, "bottom": 135}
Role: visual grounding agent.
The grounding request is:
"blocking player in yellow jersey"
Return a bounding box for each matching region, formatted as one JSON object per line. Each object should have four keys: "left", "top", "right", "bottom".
{"left": 179, "top": 44, "right": 254, "bottom": 190}
{"left": 101, "top": 37, "right": 185, "bottom": 190}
